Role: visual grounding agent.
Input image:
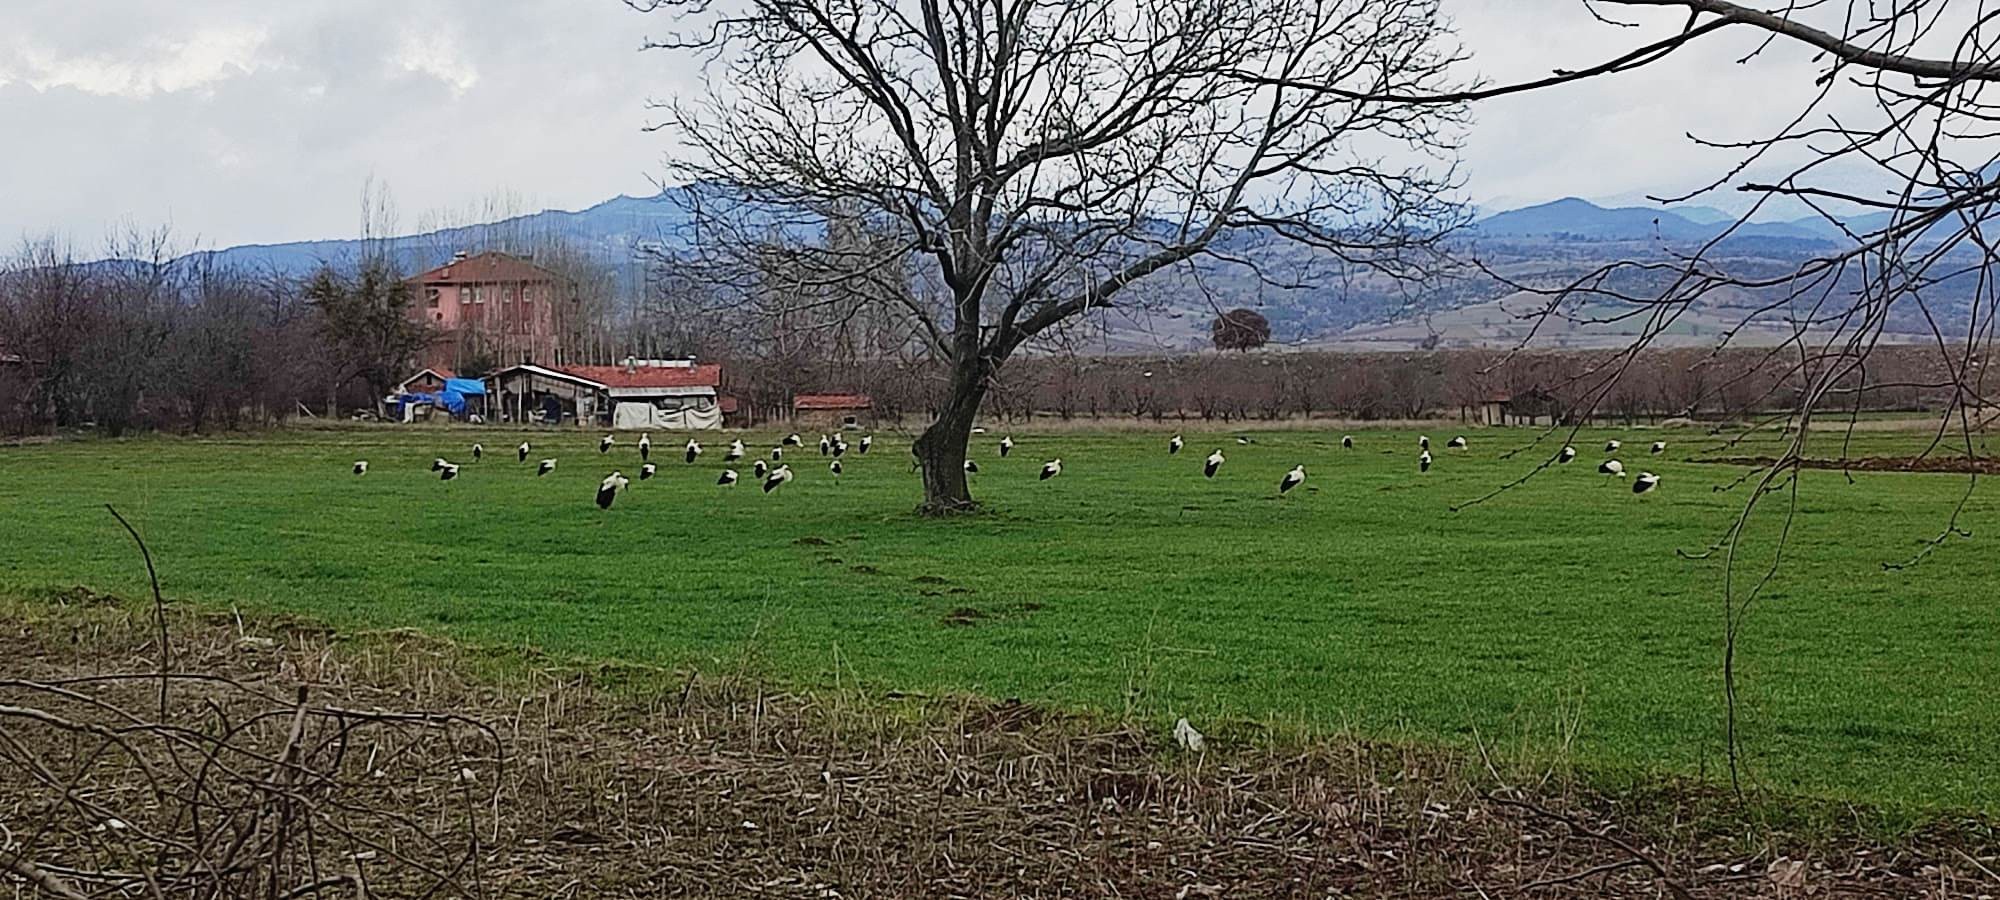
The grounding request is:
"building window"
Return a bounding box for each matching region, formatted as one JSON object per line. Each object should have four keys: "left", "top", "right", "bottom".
{"left": 426, "top": 287, "right": 440, "bottom": 309}
{"left": 472, "top": 286, "right": 484, "bottom": 304}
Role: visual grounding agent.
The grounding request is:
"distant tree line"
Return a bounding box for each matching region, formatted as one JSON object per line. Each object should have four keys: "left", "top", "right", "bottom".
{"left": 1, "top": 226, "right": 1962, "bottom": 437}
{"left": 734, "top": 344, "right": 1964, "bottom": 428}
{"left": 0, "top": 233, "right": 431, "bottom": 435}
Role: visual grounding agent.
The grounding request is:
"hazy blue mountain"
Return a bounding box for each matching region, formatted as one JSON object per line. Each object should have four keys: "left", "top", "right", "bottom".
{"left": 146, "top": 187, "right": 1990, "bottom": 349}
{"left": 1471, "top": 197, "right": 1829, "bottom": 242}
{"left": 182, "top": 193, "right": 700, "bottom": 277}
{"left": 1664, "top": 205, "right": 1734, "bottom": 225}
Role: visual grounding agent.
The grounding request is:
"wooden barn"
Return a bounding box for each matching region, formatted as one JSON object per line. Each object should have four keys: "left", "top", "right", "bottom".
{"left": 485, "top": 364, "right": 606, "bottom": 426}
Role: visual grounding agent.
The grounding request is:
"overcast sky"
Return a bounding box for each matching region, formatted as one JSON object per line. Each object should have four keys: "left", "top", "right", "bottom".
{"left": 0, "top": 0, "right": 1881, "bottom": 249}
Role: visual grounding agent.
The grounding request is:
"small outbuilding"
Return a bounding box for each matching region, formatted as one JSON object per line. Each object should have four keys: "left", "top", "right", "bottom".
{"left": 793, "top": 393, "right": 874, "bottom": 429}
{"left": 1472, "top": 395, "right": 1509, "bottom": 426}
{"left": 396, "top": 367, "right": 455, "bottom": 395}
{"left": 565, "top": 361, "right": 725, "bottom": 430}
{"left": 486, "top": 364, "right": 607, "bottom": 425}
{"left": 488, "top": 360, "right": 723, "bottom": 429}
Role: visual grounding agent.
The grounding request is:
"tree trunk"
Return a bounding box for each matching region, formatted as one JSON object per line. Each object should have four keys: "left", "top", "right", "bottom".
{"left": 913, "top": 359, "right": 988, "bottom": 515}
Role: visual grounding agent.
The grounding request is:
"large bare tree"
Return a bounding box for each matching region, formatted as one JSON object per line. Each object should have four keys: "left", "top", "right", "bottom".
{"left": 631, "top": 0, "right": 1468, "bottom": 511}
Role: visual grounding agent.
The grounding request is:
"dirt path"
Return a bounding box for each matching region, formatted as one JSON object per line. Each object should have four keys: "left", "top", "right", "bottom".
{"left": 1697, "top": 454, "right": 2000, "bottom": 474}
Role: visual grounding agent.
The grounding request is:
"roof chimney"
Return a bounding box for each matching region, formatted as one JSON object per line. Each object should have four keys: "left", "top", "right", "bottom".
{"left": 451, "top": 250, "right": 469, "bottom": 263}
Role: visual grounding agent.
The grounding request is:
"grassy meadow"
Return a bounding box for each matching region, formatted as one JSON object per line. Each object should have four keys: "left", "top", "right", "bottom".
{"left": 2, "top": 423, "right": 1997, "bottom": 815}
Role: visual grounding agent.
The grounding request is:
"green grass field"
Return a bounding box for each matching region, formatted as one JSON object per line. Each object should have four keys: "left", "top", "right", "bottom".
{"left": 3, "top": 424, "right": 1997, "bottom": 815}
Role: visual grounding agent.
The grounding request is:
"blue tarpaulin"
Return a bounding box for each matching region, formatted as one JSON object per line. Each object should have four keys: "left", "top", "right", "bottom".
{"left": 395, "top": 391, "right": 465, "bottom": 416}
{"left": 392, "top": 379, "right": 483, "bottom": 419}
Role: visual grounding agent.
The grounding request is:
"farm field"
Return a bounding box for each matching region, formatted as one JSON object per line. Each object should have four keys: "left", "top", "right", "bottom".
{"left": 2, "top": 424, "right": 1997, "bottom": 815}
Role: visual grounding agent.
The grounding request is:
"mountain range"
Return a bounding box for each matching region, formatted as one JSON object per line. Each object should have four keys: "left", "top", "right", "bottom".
{"left": 191, "top": 191, "right": 1877, "bottom": 272}
{"left": 176, "top": 191, "right": 1956, "bottom": 351}
{"left": 1468, "top": 196, "right": 1889, "bottom": 244}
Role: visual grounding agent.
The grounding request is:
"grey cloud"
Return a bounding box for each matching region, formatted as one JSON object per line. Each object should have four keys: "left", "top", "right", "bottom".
{"left": 0, "top": 0, "right": 1917, "bottom": 248}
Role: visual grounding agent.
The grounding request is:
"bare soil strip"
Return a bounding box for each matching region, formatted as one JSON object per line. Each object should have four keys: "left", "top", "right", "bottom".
{"left": 1697, "top": 455, "right": 2000, "bottom": 474}
{"left": 2, "top": 598, "right": 1994, "bottom": 898}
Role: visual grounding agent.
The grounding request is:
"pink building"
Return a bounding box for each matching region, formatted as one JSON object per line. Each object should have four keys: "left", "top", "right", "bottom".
{"left": 408, "top": 251, "right": 574, "bottom": 371}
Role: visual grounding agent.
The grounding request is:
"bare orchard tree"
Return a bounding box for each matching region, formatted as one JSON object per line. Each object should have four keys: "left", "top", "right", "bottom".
{"left": 631, "top": 0, "right": 1467, "bottom": 512}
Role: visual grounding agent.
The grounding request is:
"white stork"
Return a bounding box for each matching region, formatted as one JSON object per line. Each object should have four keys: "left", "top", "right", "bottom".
{"left": 1204, "top": 449, "right": 1225, "bottom": 479}
{"left": 718, "top": 469, "right": 739, "bottom": 486}
{"left": 1419, "top": 450, "right": 1431, "bottom": 472}
{"left": 1000, "top": 436, "right": 1015, "bottom": 457}
{"left": 639, "top": 434, "right": 652, "bottom": 461}
{"left": 725, "top": 439, "right": 745, "bottom": 461}
{"left": 763, "top": 464, "right": 794, "bottom": 493}
{"left": 859, "top": 435, "right": 873, "bottom": 454}
{"left": 819, "top": 434, "right": 832, "bottom": 456}
{"left": 639, "top": 463, "right": 657, "bottom": 480}
{"left": 596, "top": 472, "right": 629, "bottom": 509}
{"left": 964, "top": 460, "right": 979, "bottom": 473}
{"left": 833, "top": 440, "right": 848, "bottom": 458}
{"left": 753, "top": 459, "right": 768, "bottom": 480}
{"left": 829, "top": 459, "right": 843, "bottom": 477}
{"left": 783, "top": 433, "right": 803, "bottom": 447}
{"left": 431, "top": 457, "right": 448, "bottom": 472}
{"left": 599, "top": 434, "right": 614, "bottom": 454}
{"left": 1651, "top": 441, "right": 1667, "bottom": 454}
{"left": 771, "top": 446, "right": 783, "bottom": 461}
{"left": 1605, "top": 439, "right": 1621, "bottom": 452}
{"left": 352, "top": 461, "right": 368, "bottom": 475}
{"left": 538, "top": 458, "right": 557, "bottom": 477}
{"left": 1633, "top": 472, "right": 1660, "bottom": 494}
{"left": 685, "top": 439, "right": 702, "bottom": 463}
{"left": 1236, "top": 436, "right": 1251, "bottom": 445}
{"left": 1039, "top": 458, "right": 1061, "bottom": 480}
{"left": 972, "top": 426, "right": 987, "bottom": 435}
{"left": 1418, "top": 435, "right": 1430, "bottom": 451}
{"left": 471, "top": 442, "right": 483, "bottom": 462}
{"left": 1599, "top": 459, "right": 1626, "bottom": 477}
{"left": 1447, "top": 436, "right": 1467, "bottom": 449}
{"left": 517, "top": 441, "right": 530, "bottom": 462}
{"left": 1169, "top": 434, "right": 1184, "bottom": 455}
{"left": 439, "top": 462, "right": 460, "bottom": 481}
{"left": 1341, "top": 435, "right": 1353, "bottom": 449}
{"left": 1558, "top": 445, "right": 1576, "bottom": 464}
{"left": 1279, "top": 464, "right": 1307, "bottom": 494}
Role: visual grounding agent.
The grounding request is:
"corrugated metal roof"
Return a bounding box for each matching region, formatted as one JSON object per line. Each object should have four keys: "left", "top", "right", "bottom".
{"left": 793, "top": 393, "right": 873, "bottom": 411}
{"left": 562, "top": 364, "right": 722, "bottom": 390}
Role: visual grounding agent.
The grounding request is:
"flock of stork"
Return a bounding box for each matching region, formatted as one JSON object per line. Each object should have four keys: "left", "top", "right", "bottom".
{"left": 350, "top": 428, "right": 1662, "bottom": 509}
{"left": 353, "top": 431, "right": 880, "bottom": 508}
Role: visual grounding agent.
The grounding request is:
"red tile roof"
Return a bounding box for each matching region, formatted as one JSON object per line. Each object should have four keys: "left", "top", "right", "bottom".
{"left": 793, "top": 393, "right": 873, "bottom": 411}
{"left": 559, "top": 364, "right": 722, "bottom": 390}
{"left": 412, "top": 252, "right": 556, "bottom": 285}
